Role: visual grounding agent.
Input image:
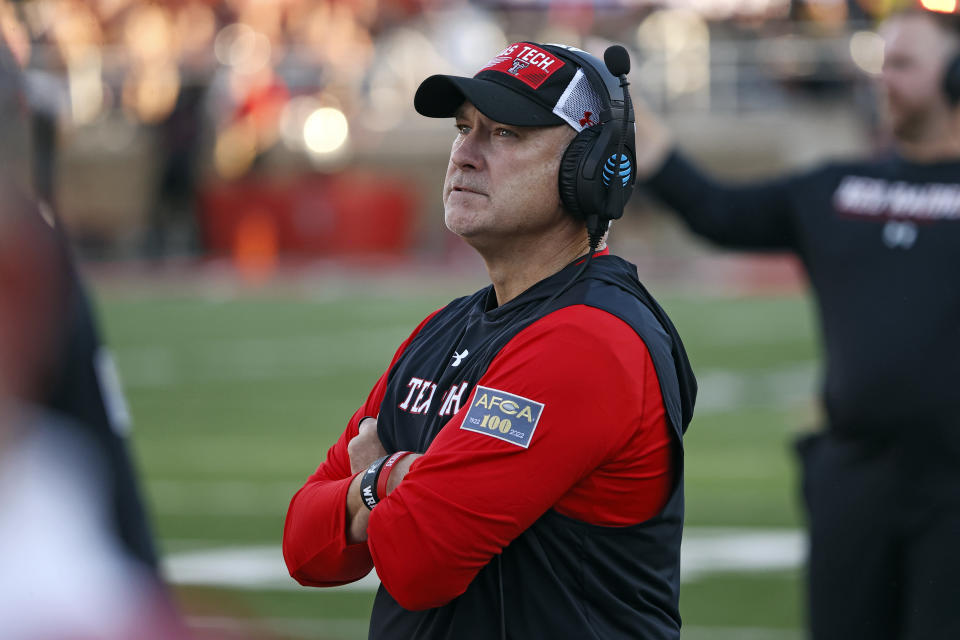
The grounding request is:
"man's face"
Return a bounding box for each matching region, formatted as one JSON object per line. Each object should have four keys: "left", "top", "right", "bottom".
{"left": 443, "top": 102, "right": 576, "bottom": 246}
{"left": 878, "top": 14, "right": 955, "bottom": 140}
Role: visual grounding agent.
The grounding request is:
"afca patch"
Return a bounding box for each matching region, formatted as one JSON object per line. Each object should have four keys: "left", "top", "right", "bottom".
{"left": 460, "top": 386, "right": 545, "bottom": 448}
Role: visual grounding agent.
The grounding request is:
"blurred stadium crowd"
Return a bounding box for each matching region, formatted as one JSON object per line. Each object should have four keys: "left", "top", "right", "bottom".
{"left": 0, "top": 0, "right": 946, "bottom": 263}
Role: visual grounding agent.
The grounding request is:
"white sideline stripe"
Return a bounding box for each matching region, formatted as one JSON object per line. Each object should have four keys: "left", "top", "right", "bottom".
{"left": 162, "top": 527, "right": 806, "bottom": 592}
{"left": 186, "top": 616, "right": 801, "bottom": 639}
{"left": 681, "top": 527, "right": 806, "bottom": 580}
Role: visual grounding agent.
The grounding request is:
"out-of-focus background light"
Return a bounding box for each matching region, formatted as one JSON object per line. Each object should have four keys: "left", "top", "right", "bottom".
{"left": 921, "top": 0, "right": 958, "bottom": 12}
{"left": 175, "top": 2, "right": 217, "bottom": 59}
{"left": 214, "top": 23, "right": 271, "bottom": 74}
{"left": 303, "top": 106, "right": 349, "bottom": 155}
{"left": 849, "top": 30, "right": 885, "bottom": 76}
{"left": 122, "top": 62, "right": 180, "bottom": 123}
{"left": 803, "top": 0, "right": 850, "bottom": 29}
{"left": 124, "top": 3, "right": 173, "bottom": 66}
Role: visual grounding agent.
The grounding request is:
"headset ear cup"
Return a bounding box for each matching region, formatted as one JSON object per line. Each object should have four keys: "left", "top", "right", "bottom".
{"left": 559, "top": 127, "right": 600, "bottom": 219}
{"left": 945, "top": 53, "right": 960, "bottom": 106}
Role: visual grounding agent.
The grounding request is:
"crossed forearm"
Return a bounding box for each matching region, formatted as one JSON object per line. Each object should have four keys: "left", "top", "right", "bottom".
{"left": 345, "top": 417, "right": 421, "bottom": 544}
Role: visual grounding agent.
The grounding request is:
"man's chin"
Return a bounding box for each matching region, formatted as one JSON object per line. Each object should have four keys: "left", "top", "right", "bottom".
{"left": 444, "top": 222, "right": 484, "bottom": 239}
{"left": 884, "top": 104, "right": 929, "bottom": 142}
{"left": 891, "top": 117, "right": 925, "bottom": 143}
{"left": 444, "top": 207, "right": 484, "bottom": 236}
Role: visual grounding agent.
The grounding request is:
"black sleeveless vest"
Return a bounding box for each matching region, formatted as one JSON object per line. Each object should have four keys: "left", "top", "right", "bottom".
{"left": 369, "top": 255, "right": 696, "bottom": 640}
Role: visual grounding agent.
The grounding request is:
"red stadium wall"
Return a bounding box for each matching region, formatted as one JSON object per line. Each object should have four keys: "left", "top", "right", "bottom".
{"left": 199, "top": 172, "right": 418, "bottom": 258}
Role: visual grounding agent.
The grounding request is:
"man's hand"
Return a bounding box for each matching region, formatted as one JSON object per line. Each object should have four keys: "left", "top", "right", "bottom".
{"left": 348, "top": 417, "right": 388, "bottom": 474}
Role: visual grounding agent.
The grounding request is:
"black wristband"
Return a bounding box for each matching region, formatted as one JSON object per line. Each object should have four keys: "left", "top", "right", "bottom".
{"left": 359, "top": 454, "right": 389, "bottom": 511}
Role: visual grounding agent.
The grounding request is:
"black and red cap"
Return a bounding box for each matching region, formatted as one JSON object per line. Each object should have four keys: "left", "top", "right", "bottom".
{"left": 414, "top": 42, "right": 605, "bottom": 132}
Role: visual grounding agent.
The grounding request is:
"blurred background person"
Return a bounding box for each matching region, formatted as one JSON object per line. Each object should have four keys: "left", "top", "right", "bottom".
{"left": 635, "top": 7, "right": 960, "bottom": 640}
{"left": 142, "top": 66, "right": 207, "bottom": 260}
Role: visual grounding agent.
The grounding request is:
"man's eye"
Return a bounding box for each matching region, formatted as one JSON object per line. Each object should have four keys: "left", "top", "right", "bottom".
{"left": 495, "top": 128, "right": 516, "bottom": 138}
{"left": 455, "top": 124, "right": 470, "bottom": 135}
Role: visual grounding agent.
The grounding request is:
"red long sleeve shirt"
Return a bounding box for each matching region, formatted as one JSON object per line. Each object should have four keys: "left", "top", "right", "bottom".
{"left": 283, "top": 304, "right": 673, "bottom": 610}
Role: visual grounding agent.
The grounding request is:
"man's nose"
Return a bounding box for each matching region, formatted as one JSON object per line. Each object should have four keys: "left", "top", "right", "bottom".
{"left": 451, "top": 131, "right": 484, "bottom": 171}
{"left": 877, "top": 60, "right": 899, "bottom": 90}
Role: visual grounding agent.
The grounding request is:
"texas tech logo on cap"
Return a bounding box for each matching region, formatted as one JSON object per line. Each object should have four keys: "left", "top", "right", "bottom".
{"left": 508, "top": 59, "right": 530, "bottom": 75}
{"left": 478, "top": 43, "right": 565, "bottom": 89}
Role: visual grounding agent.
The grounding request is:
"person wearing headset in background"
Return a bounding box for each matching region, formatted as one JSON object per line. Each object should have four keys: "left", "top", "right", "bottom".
{"left": 634, "top": 8, "right": 960, "bottom": 640}
{"left": 283, "top": 42, "right": 697, "bottom": 640}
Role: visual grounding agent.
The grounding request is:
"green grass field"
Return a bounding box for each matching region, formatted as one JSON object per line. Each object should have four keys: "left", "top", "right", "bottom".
{"left": 94, "top": 276, "right": 820, "bottom": 639}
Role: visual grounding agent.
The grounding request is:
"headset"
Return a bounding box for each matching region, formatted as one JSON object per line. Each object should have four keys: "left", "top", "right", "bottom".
{"left": 548, "top": 44, "right": 637, "bottom": 250}
{"left": 944, "top": 50, "right": 960, "bottom": 106}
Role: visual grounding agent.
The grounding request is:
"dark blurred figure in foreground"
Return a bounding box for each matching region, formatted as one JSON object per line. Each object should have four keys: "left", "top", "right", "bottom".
{"left": 0, "top": 18, "right": 189, "bottom": 638}
{"left": 636, "top": 8, "right": 960, "bottom": 640}
{"left": 0, "top": 180, "right": 183, "bottom": 640}
{"left": 0, "top": 10, "right": 160, "bottom": 572}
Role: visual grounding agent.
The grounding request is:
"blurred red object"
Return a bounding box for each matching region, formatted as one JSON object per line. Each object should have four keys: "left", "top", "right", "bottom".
{"left": 199, "top": 171, "right": 418, "bottom": 258}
